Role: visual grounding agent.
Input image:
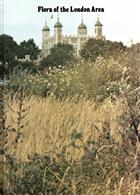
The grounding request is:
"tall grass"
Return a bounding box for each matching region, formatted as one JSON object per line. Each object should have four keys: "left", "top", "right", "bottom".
{"left": 3, "top": 95, "right": 140, "bottom": 194}
{"left": 5, "top": 96, "right": 124, "bottom": 160}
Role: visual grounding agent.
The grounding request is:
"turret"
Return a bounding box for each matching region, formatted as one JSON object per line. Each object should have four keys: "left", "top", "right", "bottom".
{"left": 54, "top": 17, "right": 63, "bottom": 44}
{"left": 94, "top": 17, "right": 103, "bottom": 40}
{"left": 42, "top": 21, "right": 50, "bottom": 57}
{"left": 78, "top": 19, "right": 87, "bottom": 37}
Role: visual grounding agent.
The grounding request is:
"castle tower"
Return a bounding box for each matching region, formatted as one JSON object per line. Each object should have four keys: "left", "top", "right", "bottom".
{"left": 54, "top": 17, "right": 63, "bottom": 44}
{"left": 77, "top": 18, "right": 87, "bottom": 57}
{"left": 78, "top": 18, "right": 87, "bottom": 37}
{"left": 94, "top": 17, "right": 103, "bottom": 40}
{"left": 42, "top": 21, "right": 50, "bottom": 57}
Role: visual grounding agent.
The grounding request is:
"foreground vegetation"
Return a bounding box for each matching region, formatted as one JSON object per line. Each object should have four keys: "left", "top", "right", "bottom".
{"left": 2, "top": 93, "right": 140, "bottom": 194}
{"left": 0, "top": 56, "right": 139, "bottom": 194}
{"left": 0, "top": 34, "right": 140, "bottom": 194}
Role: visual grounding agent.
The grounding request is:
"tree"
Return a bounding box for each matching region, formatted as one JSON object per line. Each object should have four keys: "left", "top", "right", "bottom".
{"left": 0, "top": 34, "right": 20, "bottom": 77}
{"left": 18, "top": 39, "right": 40, "bottom": 60}
{"left": 0, "top": 34, "right": 18, "bottom": 63}
{"left": 0, "top": 35, "right": 39, "bottom": 76}
{"left": 80, "top": 39, "right": 127, "bottom": 61}
{"left": 39, "top": 43, "right": 75, "bottom": 70}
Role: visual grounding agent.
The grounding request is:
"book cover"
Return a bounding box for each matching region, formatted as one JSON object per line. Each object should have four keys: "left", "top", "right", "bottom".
{"left": 0, "top": 0, "right": 140, "bottom": 194}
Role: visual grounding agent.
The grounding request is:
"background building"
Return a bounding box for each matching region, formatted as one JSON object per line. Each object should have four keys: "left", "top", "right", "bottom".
{"left": 42, "top": 17, "right": 105, "bottom": 58}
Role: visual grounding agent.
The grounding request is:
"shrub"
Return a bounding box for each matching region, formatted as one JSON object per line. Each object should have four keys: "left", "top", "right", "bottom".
{"left": 9, "top": 56, "right": 129, "bottom": 101}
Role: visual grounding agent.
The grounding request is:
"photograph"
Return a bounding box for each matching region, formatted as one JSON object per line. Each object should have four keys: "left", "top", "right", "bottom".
{"left": 0, "top": 0, "right": 140, "bottom": 194}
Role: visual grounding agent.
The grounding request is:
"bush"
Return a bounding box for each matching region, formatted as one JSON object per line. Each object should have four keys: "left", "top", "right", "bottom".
{"left": 9, "top": 56, "right": 128, "bottom": 101}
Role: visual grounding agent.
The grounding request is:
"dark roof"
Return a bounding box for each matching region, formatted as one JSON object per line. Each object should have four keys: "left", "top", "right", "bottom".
{"left": 54, "top": 18, "right": 63, "bottom": 28}
{"left": 78, "top": 22, "right": 87, "bottom": 29}
{"left": 42, "top": 22, "right": 50, "bottom": 31}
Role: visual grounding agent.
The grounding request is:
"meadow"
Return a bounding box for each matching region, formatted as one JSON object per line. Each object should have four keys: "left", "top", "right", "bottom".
{"left": 1, "top": 53, "right": 140, "bottom": 194}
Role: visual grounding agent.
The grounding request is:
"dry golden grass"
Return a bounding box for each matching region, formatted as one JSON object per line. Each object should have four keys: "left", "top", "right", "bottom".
{"left": 5, "top": 96, "right": 124, "bottom": 161}
{"left": 4, "top": 96, "right": 140, "bottom": 194}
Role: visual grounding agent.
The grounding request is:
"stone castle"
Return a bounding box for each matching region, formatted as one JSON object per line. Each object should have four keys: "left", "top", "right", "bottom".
{"left": 42, "top": 16, "right": 105, "bottom": 58}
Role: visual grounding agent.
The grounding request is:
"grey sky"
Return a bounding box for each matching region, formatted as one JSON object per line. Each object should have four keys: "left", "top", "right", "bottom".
{"left": 2, "top": 0, "right": 140, "bottom": 48}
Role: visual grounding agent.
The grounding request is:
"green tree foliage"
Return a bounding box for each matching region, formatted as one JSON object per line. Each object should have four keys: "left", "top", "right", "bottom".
{"left": 0, "top": 34, "right": 18, "bottom": 63}
{"left": 0, "top": 34, "right": 20, "bottom": 77}
{"left": 39, "top": 43, "right": 75, "bottom": 70}
{"left": 80, "top": 39, "right": 127, "bottom": 61}
{"left": 0, "top": 35, "right": 40, "bottom": 76}
{"left": 18, "top": 39, "right": 40, "bottom": 60}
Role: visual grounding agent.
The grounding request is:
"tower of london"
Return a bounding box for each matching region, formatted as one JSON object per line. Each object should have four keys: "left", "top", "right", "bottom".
{"left": 42, "top": 17, "right": 105, "bottom": 58}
